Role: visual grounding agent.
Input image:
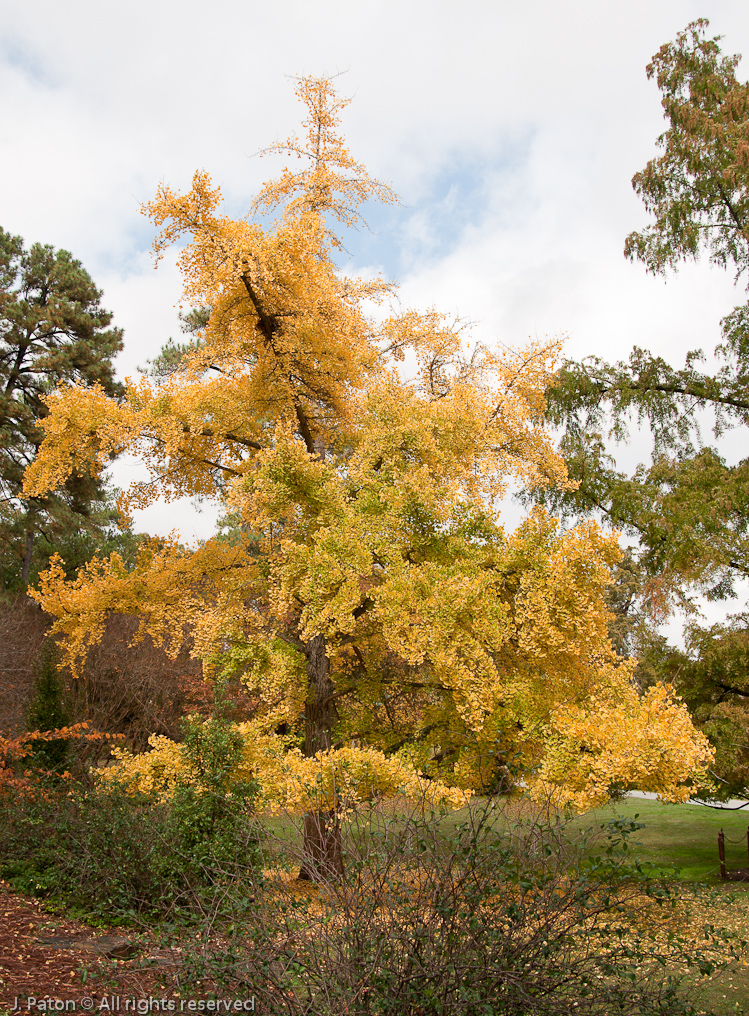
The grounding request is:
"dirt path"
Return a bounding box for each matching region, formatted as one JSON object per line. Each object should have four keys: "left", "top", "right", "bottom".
{"left": 0, "top": 883, "right": 182, "bottom": 1010}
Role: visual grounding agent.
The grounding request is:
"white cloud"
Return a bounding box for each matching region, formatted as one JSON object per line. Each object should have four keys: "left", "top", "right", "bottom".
{"left": 3, "top": 0, "right": 749, "bottom": 631}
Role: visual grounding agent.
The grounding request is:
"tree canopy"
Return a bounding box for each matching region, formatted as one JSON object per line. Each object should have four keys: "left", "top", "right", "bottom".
{"left": 0, "top": 227, "right": 127, "bottom": 590}
{"left": 538, "top": 20, "right": 749, "bottom": 797}
{"left": 23, "top": 77, "right": 711, "bottom": 844}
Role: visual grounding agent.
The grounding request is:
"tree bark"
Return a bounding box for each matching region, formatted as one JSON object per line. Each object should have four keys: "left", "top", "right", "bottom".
{"left": 298, "top": 808, "right": 343, "bottom": 881}
{"left": 21, "top": 527, "right": 34, "bottom": 585}
{"left": 303, "top": 634, "right": 336, "bottom": 755}
{"left": 298, "top": 633, "right": 343, "bottom": 880}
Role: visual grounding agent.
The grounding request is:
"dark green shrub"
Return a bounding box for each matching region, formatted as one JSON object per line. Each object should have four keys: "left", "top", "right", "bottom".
{"left": 25, "top": 641, "right": 70, "bottom": 772}
{"left": 0, "top": 716, "right": 261, "bottom": 923}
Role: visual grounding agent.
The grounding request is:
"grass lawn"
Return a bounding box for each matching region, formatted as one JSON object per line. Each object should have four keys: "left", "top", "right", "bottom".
{"left": 259, "top": 794, "right": 749, "bottom": 882}
{"left": 584, "top": 797, "right": 749, "bottom": 882}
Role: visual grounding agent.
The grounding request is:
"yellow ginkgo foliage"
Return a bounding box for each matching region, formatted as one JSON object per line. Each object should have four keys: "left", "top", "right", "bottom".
{"left": 25, "top": 77, "right": 712, "bottom": 871}
{"left": 98, "top": 723, "right": 470, "bottom": 815}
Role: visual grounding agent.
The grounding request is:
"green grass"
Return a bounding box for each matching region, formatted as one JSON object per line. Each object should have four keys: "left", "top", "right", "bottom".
{"left": 692, "top": 965, "right": 749, "bottom": 1016}
{"left": 576, "top": 799, "right": 749, "bottom": 1015}
{"left": 582, "top": 797, "right": 749, "bottom": 882}
{"left": 258, "top": 795, "right": 749, "bottom": 882}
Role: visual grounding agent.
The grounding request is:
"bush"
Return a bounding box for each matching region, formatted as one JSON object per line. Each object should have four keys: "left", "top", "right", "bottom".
{"left": 169, "top": 713, "right": 261, "bottom": 875}
{"left": 0, "top": 715, "right": 261, "bottom": 923}
{"left": 180, "top": 799, "right": 741, "bottom": 1014}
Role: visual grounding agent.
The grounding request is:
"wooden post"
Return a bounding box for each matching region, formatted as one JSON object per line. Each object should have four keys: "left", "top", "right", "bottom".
{"left": 719, "top": 829, "right": 726, "bottom": 879}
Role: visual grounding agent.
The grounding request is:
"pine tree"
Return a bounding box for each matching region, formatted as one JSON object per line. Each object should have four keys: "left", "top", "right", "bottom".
{"left": 536, "top": 20, "right": 749, "bottom": 797}
{"left": 0, "top": 228, "right": 126, "bottom": 590}
{"left": 26, "top": 640, "right": 70, "bottom": 772}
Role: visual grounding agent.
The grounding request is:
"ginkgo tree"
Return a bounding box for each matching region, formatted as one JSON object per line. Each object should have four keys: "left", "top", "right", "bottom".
{"left": 25, "top": 76, "right": 712, "bottom": 877}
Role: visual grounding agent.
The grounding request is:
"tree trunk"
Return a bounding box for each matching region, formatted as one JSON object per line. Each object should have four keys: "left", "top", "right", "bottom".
{"left": 298, "top": 633, "right": 343, "bottom": 881}
{"left": 298, "top": 808, "right": 343, "bottom": 881}
{"left": 21, "top": 527, "right": 34, "bottom": 585}
{"left": 303, "top": 633, "right": 336, "bottom": 755}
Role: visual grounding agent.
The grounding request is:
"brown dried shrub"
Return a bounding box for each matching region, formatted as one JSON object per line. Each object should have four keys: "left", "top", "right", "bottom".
{"left": 0, "top": 599, "right": 226, "bottom": 754}
{"left": 0, "top": 596, "right": 49, "bottom": 736}
{"left": 66, "top": 613, "right": 207, "bottom": 750}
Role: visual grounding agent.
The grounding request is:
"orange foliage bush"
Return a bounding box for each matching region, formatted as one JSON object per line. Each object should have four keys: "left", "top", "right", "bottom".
{"left": 0, "top": 723, "right": 122, "bottom": 797}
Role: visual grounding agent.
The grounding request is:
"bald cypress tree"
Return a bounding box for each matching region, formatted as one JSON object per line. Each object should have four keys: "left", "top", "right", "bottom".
{"left": 535, "top": 21, "right": 749, "bottom": 797}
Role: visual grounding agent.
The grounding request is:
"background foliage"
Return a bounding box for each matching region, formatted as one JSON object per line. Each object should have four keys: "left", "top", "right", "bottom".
{"left": 533, "top": 20, "right": 749, "bottom": 799}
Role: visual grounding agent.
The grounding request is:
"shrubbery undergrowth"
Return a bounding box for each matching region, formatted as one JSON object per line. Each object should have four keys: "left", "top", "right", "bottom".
{"left": 154, "top": 800, "right": 741, "bottom": 1014}
{"left": 0, "top": 714, "right": 260, "bottom": 923}
{"left": 0, "top": 734, "right": 743, "bottom": 1012}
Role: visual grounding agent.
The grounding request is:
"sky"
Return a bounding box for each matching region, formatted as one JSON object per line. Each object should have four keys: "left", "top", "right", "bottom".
{"left": 2, "top": 0, "right": 748, "bottom": 638}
